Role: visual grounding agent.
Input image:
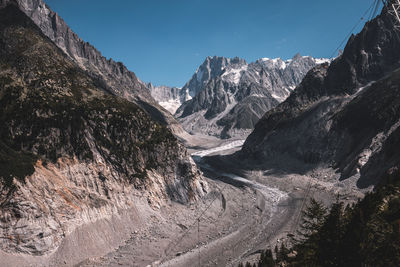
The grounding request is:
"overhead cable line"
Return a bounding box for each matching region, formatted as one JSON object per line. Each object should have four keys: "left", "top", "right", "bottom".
{"left": 330, "top": 0, "right": 378, "bottom": 58}
{"left": 162, "top": 180, "right": 229, "bottom": 266}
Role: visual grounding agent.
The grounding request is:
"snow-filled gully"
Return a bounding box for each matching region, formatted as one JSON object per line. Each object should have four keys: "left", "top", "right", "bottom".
{"left": 192, "top": 140, "right": 288, "bottom": 213}
{"left": 191, "top": 140, "right": 245, "bottom": 157}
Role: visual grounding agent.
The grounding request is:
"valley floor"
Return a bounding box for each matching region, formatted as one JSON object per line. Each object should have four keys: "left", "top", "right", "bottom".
{"left": 76, "top": 136, "right": 366, "bottom": 267}
{"left": 0, "top": 135, "right": 367, "bottom": 267}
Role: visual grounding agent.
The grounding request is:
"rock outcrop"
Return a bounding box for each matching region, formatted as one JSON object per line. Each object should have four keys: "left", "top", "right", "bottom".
{"left": 241, "top": 4, "right": 400, "bottom": 187}
{"left": 175, "top": 55, "right": 329, "bottom": 138}
{"left": 0, "top": 4, "right": 206, "bottom": 256}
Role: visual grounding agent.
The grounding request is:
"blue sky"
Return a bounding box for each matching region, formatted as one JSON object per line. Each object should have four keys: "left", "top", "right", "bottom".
{"left": 46, "top": 0, "right": 380, "bottom": 87}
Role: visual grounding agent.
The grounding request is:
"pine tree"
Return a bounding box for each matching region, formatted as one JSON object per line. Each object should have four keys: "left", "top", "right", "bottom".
{"left": 316, "top": 200, "right": 345, "bottom": 266}
{"left": 258, "top": 249, "right": 275, "bottom": 267}
{"left": 294, "top": 198, "right": 327, "bottom": 265}
{"left": 297, "top": 198, "right": 327, "bottom": 240}
{"left": 252, "top": 170, "right": 400, "bottom": 266}
{"left": 277, "top": 243, "right": 289, "bottom": 263}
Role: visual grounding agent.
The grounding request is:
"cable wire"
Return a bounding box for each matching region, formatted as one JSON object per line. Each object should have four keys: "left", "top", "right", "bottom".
{"left": 330, "top": 0, "right": 378, "bottom": 58}
{"left": 162, "top": 180, "right": 230, "bottom": 264}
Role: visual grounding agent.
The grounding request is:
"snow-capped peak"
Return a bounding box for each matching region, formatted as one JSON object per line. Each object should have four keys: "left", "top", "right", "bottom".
{"left": 314, "top": 58, "right": 331, "bottom": 65}
{"left": 221, "top": 65, "right": 248, "bottom": 85}
{"left": 258, "top": 57, "right": 288, "bottom": 70}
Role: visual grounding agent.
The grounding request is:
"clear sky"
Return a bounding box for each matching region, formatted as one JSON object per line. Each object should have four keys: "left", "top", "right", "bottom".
{"left": 45, "top": 0, "right": 381, "bottom": 87}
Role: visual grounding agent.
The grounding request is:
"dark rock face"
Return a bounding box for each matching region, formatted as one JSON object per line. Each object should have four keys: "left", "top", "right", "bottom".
{"left": 0, "top": 4, "right": 206, "bottom": 255}
{"left": 0, "top": 0, "right": 181, "bottom": 131}
{"left": 325, "top": 13, "right": 400, "bottom": 95}
{"left": 242, "top": 6, "right": 400, "bottom": 187}
{"left": 175, "top": 55, "right": 327, "bottom": 138}
{"left": 330, "top": 70, "right": 400, "bottom": 185}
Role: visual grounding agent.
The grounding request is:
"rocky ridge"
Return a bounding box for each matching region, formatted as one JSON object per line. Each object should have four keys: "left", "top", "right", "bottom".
{"left": 0, "top": 4, "right": 206, "bottom": 257}
{"left": 0, "top": 0, "right": 183, "bottom": 134}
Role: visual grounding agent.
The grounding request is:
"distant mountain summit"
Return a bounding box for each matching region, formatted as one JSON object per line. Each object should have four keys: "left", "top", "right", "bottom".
{"left": 181, "top": 56, "right": 247, "bottom": 100}
{"left": 172, "top": 54, "right": 330, "bottom": 138}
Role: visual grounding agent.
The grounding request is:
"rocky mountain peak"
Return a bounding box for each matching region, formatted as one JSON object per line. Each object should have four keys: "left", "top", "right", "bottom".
{"left": 231, "top": 56, "right": 247, "bottom": 65}
{"left": 323, "top": 7, "right": 400, "bottom": 96}
{"left": 292, "top": 52, "right": 302, "bottom": 60}
{"left": 241, "top": 4, "right": 400, "bottom": 187}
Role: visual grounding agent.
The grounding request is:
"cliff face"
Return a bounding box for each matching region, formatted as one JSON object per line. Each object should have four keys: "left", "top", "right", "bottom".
{"left": 148, "top": 83, "right": 183, "bottom": 114}
{"left": 0, "top": 0, "right": 183, "bottom": 133}
{"left": 241, "top": 5, "right": 400, "bottom": 187}
{"left": 0, "top": 4, "right": 206, "bottom": 256}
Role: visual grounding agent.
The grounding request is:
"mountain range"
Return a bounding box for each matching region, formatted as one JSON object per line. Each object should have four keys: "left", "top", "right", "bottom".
{"left": 151, "top": 54, "right": 330, "bottom": 138}
{"left": 1, "top": 0, "right": 400, "bottom": 265}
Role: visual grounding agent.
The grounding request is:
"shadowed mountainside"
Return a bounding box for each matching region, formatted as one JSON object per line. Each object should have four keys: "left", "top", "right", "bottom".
{"left": 241, "top": 5, "right": 400, "bottom": 188}
{"left": 0, "top": 0, "right": 184, "bottom": 135}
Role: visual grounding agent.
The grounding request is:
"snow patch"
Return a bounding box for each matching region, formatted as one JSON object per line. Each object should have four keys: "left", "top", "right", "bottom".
{"left": 271, "top": 89, "right": 291, "bottom": 102}
{"left": 221, "top": 65, "right": 248, "bottom": 85}
{"left": 272, "top": 58, "right": 286, "bottom": 69}
{"left": 250, "top": 94, "right": 268, "bottom": 98}
{"left": 191, "top": 140, "right": 245, "bottom": 157}
{"left": 184, "top": 88, "right": 193, "bottom": 101}
{"left": 158, "top": 100, "right": 182, "bottom": 114}
{"left": 222, "top": 173, "right": 288, "bottom": 204}
{"left": 260, "top": 58, "right": 287, "bottom": 70}
{"left": 314, "top": 58, "right": 331, "bottom": 65}
{"left": 271, "top": 93, "right": 285, "bottom": 101}
{"left": 356, "top": 80, "right": 376, "bottom": 95}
